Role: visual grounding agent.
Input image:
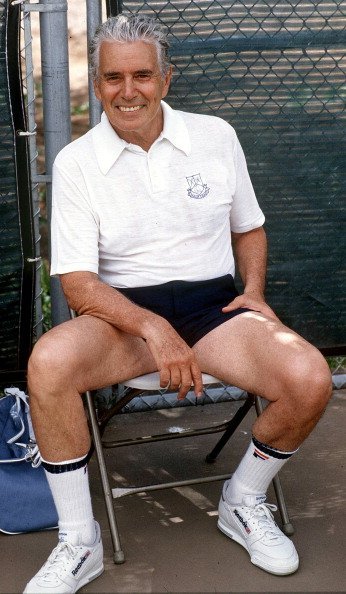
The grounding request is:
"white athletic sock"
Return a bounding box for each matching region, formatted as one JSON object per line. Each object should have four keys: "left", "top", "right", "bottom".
{"left": 224, "top": 436, "right": 298, "bottom": 505}
{"left": 42, "top": 452, "right": 96, "bottom": 545}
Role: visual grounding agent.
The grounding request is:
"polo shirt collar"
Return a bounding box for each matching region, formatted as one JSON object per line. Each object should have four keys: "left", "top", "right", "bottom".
{"left": 158, "top": 100, "right": 191, "bottom": 156}
{"left": 92, "top": 112, "right": 128, "bottom": 175}
{"left": 92, "top": 100, "right": 191, "bottom": 175}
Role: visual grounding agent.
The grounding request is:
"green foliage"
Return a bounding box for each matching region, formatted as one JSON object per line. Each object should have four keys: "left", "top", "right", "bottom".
{"left": 71, "top": 102, "right": 89, "bottom": 115}
{"left": 41, "top": 259, "right": 51, "bottom": 333}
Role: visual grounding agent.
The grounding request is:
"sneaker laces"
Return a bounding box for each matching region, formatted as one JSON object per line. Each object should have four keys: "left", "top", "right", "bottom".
{"left": 40, "top": 541, "right": 78, "bottom": 581}
{"left": 249, "top": 502, "right": 281, "bottom": 541}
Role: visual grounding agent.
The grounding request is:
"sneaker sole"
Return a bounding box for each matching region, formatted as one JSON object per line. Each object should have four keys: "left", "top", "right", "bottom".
{"left": 217, "top": 518, "right": 299, "bottom": 576}
{"left": 75, "top": 564, "right": 104, "bottom": 593}
{"left": 23, "top": 565, "right": 105, "bottom": 594}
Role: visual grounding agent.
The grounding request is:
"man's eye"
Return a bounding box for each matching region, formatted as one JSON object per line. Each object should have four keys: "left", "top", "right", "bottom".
{"left": 105, "top": 76, "right": 121, "bottom": 83}
{"left": 136, "top": 73, "right": 151, "bottom": 80}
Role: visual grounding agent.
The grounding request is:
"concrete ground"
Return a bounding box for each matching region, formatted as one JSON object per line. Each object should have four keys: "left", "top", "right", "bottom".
{"left": 1, "top": 390, "right": 345, "bottom": 594}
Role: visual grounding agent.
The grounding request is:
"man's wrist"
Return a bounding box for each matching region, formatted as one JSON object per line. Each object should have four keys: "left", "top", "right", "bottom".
{"left": 140, "top": 314, "right": 171, "bottom": 342}
{"left": 243, "top": 286, "right": 265, "bottom": 300}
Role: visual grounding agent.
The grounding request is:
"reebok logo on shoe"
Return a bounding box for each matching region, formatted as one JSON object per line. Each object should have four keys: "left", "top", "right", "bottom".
{"left": 233, "top": 509, "right": 251, "bottom": 534}
{"left": 71, "top": 550, "right": 91, "bottom": 576}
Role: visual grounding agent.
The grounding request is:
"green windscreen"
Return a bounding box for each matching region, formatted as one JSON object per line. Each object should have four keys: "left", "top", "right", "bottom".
{"left": 0, "top": 1, "right": 35, "bottom": 387}
{"left": 113, "top": 1, "right": 345, "bottom": 351}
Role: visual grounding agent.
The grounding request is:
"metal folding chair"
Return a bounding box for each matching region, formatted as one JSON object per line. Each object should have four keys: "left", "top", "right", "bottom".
{"left": 84, "top": 372, "right": 294, "bottom": 564}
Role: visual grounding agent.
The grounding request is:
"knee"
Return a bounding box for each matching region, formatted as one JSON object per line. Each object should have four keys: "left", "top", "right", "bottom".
{"left": 286, "top": 349, "right": 332, "bottom": 415}
{"left": 27, "top": 331, "right": 78, "bottom": 399}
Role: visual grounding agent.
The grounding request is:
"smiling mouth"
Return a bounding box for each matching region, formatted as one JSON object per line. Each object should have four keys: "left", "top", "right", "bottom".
{"left": 118, "top": 105, "right": 143, "bottom": 112}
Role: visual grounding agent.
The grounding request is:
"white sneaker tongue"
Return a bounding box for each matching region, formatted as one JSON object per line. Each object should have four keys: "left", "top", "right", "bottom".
{"left": 242, "top": 494, "right": 266, "bottom": 507}
{"left": 58, "top": 530, "right": 81, "bottom": 546}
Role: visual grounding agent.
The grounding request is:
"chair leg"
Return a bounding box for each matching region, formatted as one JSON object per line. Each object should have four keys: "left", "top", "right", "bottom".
{"left": 85, "top": 390, "right": 125, "bottom": 564}
{"left": 254, "top": 395, "right": 294, "bottom": 535}
{"left": 272, "top": 474, "right": 295, "bottom": 535}
{"left": 205, "top": 393, "right": 255, "bottom": 463}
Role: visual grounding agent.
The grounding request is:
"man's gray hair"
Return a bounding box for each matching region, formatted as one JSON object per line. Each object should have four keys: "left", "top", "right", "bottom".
{"left": 89, "top": 13, "right": 170, "bottom": 79}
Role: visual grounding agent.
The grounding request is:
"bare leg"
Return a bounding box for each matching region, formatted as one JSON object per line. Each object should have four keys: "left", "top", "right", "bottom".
{"left": 27, "top": 314, "right": 157, "bottom": 461}
{"left": 193, "top": 311, "right": 332, "bottom": 450}
{"left": 24, "top": 314, "right": 159, "bottom": 592}
{"left": 194, "top": 312, "right": 332, "bottom": 576}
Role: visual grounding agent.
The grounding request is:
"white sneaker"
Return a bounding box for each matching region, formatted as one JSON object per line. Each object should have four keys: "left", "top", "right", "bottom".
{"left": 23, "top": 522, "right": 104, "bottom": 593}
{"left": 218, "top": 490, "right": 299, "bottom": 575}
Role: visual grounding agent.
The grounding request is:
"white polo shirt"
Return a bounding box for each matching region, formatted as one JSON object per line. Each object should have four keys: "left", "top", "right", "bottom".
{"left": 51, "top": 101, "right": 264, "bottom": 288}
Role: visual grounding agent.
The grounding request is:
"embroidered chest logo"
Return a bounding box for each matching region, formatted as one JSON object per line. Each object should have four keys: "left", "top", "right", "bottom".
{"left": 186, "top": 174, "right": 210, "bottom": 199}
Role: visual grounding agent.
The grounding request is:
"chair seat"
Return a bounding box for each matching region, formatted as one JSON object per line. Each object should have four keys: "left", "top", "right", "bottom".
{"left": 120, "top": 371, "right": 221, "bottom": 391}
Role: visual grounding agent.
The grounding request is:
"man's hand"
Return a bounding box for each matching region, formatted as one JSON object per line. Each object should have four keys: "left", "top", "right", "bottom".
{"left": 144, "top": 321, "right": 203, "bottom": 400}
{"left": 222, "top": 290, "right": 279, "bottom": 321}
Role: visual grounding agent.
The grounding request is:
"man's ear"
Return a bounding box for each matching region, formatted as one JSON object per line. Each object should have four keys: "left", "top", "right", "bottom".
{"left": 93, "top": 78, "right": 101, "bottom": 102}
{"left": 162, "top": 65, "right": 173, "bottom": 99}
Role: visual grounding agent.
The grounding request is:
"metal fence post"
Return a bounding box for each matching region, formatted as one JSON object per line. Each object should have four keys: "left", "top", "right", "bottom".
{"left": 39, "top": 0, "right": 71, "bottom": 326}
{"left": 86, "top": 0, "right": 102, "bottom": 128}
{"left": 21, "top": 9, "right": 43, "bottom": 339}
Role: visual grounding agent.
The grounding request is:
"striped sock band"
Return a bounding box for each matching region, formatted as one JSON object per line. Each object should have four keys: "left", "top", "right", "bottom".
{"left": 41, "top": 448, "right": 93, "bottom": 474}
{"left": 252, "top": 436, "right": 298, "bottom": 460}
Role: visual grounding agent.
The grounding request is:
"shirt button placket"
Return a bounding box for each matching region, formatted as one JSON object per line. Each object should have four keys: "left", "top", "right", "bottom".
{"left": 147, "top": 153, "right": 160, "bottom": 194}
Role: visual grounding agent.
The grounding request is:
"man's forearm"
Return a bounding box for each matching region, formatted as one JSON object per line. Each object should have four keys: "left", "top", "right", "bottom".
{"left": 231, "top": 227, "right": 267, "bottom": 297}
{"left": 60, "top": 271, "right": 170, "bottom": 341}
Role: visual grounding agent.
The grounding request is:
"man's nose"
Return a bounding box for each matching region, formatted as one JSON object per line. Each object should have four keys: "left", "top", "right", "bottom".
{"left": 122, "top": 76, "right": 138, "bottom": 100}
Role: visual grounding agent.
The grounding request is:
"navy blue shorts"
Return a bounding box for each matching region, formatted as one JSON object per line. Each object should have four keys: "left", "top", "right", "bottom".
{"left": 116, "top": 275, "right": 250, "bottom": 347}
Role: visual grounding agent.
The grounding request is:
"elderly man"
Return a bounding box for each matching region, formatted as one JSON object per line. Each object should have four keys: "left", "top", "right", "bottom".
{"left": 24, "top": 13, "right": 332, "bottom": 594}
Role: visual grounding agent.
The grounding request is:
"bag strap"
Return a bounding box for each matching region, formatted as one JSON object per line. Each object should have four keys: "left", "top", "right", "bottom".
{"left": 0, "top": 441, "right": 41, "bottom": 467}
{"left": 0, "top": 388, "right": 41, "bottom": 467}
{"left": 4, "top": 387, "right": 28, "bottom": 443}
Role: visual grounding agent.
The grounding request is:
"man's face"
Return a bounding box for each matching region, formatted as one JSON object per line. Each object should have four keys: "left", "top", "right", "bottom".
{"left": 93, "top": 40, "right": 172, "bottom": 150}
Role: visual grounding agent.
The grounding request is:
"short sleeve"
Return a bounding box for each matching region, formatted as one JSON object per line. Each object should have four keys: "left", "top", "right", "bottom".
{"left": 229, "top": 135, "right": 265, "bottom": 233}
{"left": 50, "top": 158, "right": 100, "bottom": 276}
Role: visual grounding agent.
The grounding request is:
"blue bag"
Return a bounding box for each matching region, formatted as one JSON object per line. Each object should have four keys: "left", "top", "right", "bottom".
{"left": 0, "top": 387, "right": 58, "bottom": 534}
